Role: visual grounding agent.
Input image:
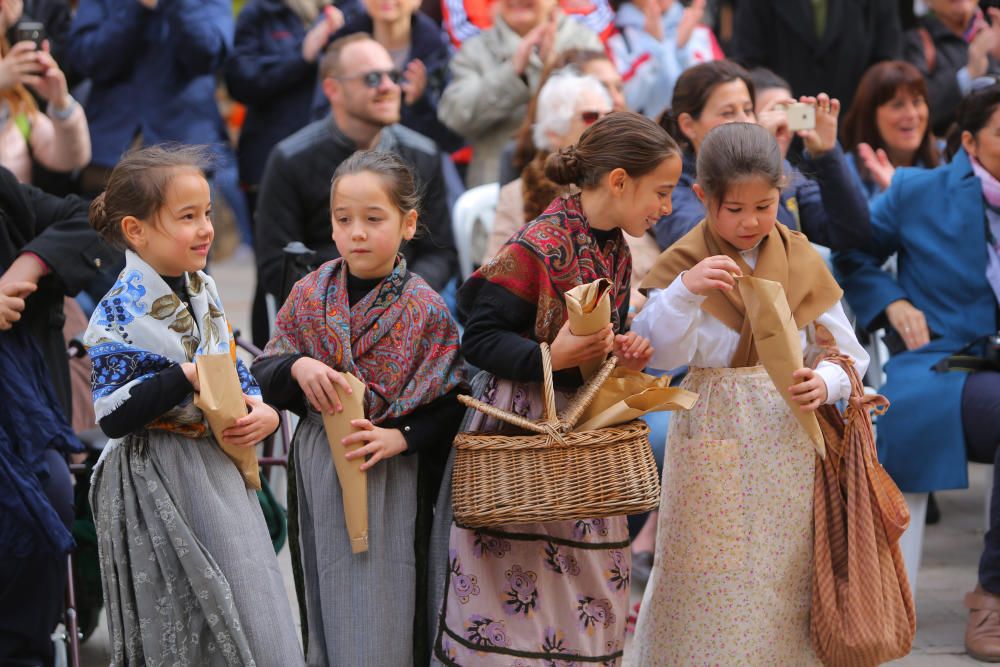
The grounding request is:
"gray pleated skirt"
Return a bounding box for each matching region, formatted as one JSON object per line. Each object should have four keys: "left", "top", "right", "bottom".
{"left": 294, "top": 413, "right": 419, "bottom": 667}
{"left": 90, "top": 431, "right": 302, "bottom": 666}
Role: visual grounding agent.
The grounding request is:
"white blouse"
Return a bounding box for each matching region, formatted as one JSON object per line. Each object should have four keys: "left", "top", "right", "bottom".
{"left": 632, "top": 246, "right": 869, "bottom": 405}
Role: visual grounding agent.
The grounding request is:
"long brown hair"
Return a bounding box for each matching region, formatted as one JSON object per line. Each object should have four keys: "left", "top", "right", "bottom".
{"left": 840, "top": 61, "right": 940, "bottom": 175}
{"left": 659, "top": 61, "right": 756, "bottom": 153}
{"left": 0, "top": 36, "right": 38, "bottom": 119}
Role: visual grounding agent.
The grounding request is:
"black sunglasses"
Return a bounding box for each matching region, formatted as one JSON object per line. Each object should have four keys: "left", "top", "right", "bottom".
{"left": 337, "top": 69, "right": 402, "bottom": 88}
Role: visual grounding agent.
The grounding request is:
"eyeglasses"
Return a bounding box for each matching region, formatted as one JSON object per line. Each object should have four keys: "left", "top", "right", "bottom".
{"left": 336, "top": 69, "right": 402, "bottom": 88}
{"left": 580, "top": 110, "right": 609, "bottom": 125}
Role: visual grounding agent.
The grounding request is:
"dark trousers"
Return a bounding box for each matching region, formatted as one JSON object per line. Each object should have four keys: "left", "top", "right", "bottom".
{"left": 965, "top": 371, "right": 1000, "bottom": 593}
{"left": 0, "top": 450, "right": 74, "bottom": 667}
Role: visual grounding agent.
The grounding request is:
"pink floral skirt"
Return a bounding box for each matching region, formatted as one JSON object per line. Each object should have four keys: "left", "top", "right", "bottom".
{"left": 434, "top": 375, "right": 631, "bottom": 666}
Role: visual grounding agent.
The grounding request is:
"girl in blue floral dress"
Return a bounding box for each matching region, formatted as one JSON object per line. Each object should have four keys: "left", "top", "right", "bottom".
{"left": 83, "top": 146, "right": 302, "bottom": 666}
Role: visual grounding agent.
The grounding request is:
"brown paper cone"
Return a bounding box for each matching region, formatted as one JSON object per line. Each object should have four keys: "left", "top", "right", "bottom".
{"left": 321, "top": 372, "right": 369, "bottom": 554}
{"left": 193, "top": 354, "right": 261, "bottom": 490}
{"left": 577, "top": 367, "right": 672, "bottom": 426}
{"left": 575, "top": 386, "right": 699, "bottom": 431}
{"left": 565, "top": 278, "right": 612, "bottom": 379}
{"left": 737, "top": 276, "right": 825, "bottom": 458}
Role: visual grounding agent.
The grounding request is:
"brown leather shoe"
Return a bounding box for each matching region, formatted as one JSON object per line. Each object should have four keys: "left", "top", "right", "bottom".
{"left": 966, "top": 586, "right": 1000, "bottom": 662}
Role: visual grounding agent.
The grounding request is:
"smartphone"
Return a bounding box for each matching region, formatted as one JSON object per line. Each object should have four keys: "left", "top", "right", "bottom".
{"left": 781, "top": 102, "right": 816, "bottom": 132}
{"left": 15, "top": 21, "right": 45, "bottom": 50}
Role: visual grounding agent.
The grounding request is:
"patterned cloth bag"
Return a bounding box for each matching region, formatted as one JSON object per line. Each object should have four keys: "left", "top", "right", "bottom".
{"left": 811, "top": 353, "right": 916, "bottom": 666}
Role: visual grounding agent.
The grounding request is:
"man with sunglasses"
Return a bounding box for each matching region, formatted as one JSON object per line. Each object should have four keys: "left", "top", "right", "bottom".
{"left": 252, "top": 32, "right": 458, "bottom": 345}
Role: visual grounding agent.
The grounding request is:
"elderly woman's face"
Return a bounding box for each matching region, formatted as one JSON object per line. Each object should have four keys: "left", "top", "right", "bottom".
{"left": 553, "top": 88, "right": 613, "bottom": 150}
{"left": 965, "top": 107, "right": 1000, "bottom": 181}
{"left": 501, "top": 0, "right": 556, "bottom": 36}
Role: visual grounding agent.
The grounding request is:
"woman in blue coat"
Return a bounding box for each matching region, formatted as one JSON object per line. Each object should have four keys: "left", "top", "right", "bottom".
{"left": 834, "top": 82, "right": 1000, "bottom": 662}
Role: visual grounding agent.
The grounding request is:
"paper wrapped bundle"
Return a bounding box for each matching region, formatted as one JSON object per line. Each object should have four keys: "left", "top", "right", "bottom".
{"left": 737, "top": 276, "right": 825, "bottom": 458}
{"left": 193, "top": 354, "right": 261, "bottom": 490}
{"left": 574, "top": 367, "right": 698, "bottom": 432}
{"left": 321, "top": 372, "right": 369, "bottom": 554}
{"left": 565, "top": 278, "right": 612, "bottom": 379}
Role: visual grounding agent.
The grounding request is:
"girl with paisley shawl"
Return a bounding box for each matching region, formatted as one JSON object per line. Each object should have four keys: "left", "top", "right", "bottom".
{"left": 630, "top": 123, "right": 870, "bottom": 664}
{"left": 83, "top": 146, "right": 302, "bottom": 665}
{"left": 430, "top": 112, "right": 682, "bottom": 666}
{"left": 253, "top": 151, "right": 466, "bottom": 666}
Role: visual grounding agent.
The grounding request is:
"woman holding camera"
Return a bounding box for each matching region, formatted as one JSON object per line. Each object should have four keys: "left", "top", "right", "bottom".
{"left": 655, "top": 60, "right": 871, "bottom": 253}
{"left": 834, "top": 82, "right": 1000, "bottom": 663}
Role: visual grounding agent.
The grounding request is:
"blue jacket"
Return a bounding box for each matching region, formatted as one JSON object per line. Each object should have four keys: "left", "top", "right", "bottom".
{"left": 225, "top": 0, "right": 319, "bottom": 188}
{"left": 310, "top": 11, "right": 464, "bottom": 152}
{"left": 68, "top": 0, "right": 232, "bottom": 168}
{"left": 653, "top": 145, "right": 873, "bottom": 252}
{"left": 833, "top": 149, "right": 998, "bottom": 492}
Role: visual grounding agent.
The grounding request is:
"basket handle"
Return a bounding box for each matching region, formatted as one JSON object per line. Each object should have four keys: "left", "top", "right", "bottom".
{"left": 539, "top": 342, "right": 558, "bottom": 425}
{"left": 559, "top": 354, "right": 618, "bottom": 430}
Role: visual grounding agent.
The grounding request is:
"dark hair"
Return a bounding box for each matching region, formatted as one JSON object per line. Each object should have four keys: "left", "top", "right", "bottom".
{"left": 89, "top": 144, "right": 213, "bottom": 250}
{"left": 512, "top": 49, "right": 616, "bottom": 173}
{"left": 659, "top": 61, "right": 756, "bottom": 152}
{"left": 320, "top": 33, "right": 373, "bottom": 81}
{"left": 747, "top": 67, "right": 791, "bottom": 96}
{"left": 841, "top": 61, "right": 939, "bottom": 174}
{"left": 946, "top": 82, "right": 1000, "bottom": 159}
{"left": 696, "top": 123, "right": 783, "bottom": 205}
{"left": 330, "top": 150, "right": 420, "bottom": 216}
{"left": 544, "top": 111, "right": 680, "bottom": 187}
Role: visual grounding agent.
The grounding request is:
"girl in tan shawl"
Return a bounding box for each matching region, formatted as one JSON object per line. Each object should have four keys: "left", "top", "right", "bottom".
{"left": 630, "top": 122, "right": 869, "bottom": 665}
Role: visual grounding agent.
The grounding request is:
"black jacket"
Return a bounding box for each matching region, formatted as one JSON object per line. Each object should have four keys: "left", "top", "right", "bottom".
{"left": 903, "top": 14, "right": 1000, "bottom": 137}
{"left": 255, "top": 117, "right": 457, "bottom": 303}
{"left": 731, "top": 0, "right": 901, "bottom": 111}
{"left": 224, "top": 0, "right": 321, "bottom": 190}
{"left": 0, "top": 166, "right": 117, "bottom": 414}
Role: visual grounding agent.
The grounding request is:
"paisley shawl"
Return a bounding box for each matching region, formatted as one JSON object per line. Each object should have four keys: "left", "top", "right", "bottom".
{"left": 463, "top": 193, "right": 632, "bottom": 343}
{"left": 83, "top": 250, "right": 259, "bottom": 439}
{"left": 261, "top": 256, "right": 463, "bottom": 422}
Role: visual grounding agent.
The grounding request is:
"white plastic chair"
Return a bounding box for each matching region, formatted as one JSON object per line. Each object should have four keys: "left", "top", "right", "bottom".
{"left": 452, "top": 183, "right": 500, "bottom": 281}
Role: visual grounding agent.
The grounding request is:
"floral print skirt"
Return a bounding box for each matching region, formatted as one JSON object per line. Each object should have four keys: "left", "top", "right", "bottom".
{"left": 631, "top": 366, "right": 821, "bottom": 666}
{"left": 433, "top": 374, "right": 631, "bottom": 666}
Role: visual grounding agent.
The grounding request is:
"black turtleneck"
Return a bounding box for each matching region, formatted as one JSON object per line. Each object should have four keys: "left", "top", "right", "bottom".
{"left": 252, "top": 271, "right": 465, "bottom": 456}
{"left": 97, "top": 274, "right": 196, "bottom": 439}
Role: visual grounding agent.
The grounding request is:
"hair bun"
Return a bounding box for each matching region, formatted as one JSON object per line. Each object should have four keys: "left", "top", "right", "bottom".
{"left": 544, "top": 145, "right": 583, "bottom": 185}
{"left": 88, "top": 192, "right": 108, "bottom": 232}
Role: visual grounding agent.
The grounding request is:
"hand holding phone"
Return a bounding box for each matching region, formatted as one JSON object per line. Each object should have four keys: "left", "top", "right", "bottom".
{"left": 778, "top": 102, "right": 816, "bottom": 132}
{"left": 15, "top": 22, "right": 45, "bottom": 51}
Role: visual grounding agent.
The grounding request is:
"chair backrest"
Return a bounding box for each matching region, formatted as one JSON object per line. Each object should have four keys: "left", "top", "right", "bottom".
{"left": 452, "top": 182, "right": 500, "bottom": 281}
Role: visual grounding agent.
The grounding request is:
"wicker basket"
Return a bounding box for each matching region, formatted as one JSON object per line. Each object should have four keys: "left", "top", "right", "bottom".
{"left": 451, "top": 343, "right": 661, "bottom": 527}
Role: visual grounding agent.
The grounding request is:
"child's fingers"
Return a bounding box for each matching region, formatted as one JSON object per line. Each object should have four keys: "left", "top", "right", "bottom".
{"left": 359, "top": 449, "right": 384, "bottom": 471}
{"left": 791, "top": 367, "right": 814, "bottom": 382}
{"left": 315, "top": 376, "right": 343, "bottom": 413}
{"left": 308, "top": 380, "right": 335, "bottom": 414}
{"left": 349, "top": 419, "right": 374, "bottom": 430}
{"left": 342, "top": 429, "right": 375, "bottom": 448}
{"left": 327, "top": 369, "right": 354, "bottom": 396}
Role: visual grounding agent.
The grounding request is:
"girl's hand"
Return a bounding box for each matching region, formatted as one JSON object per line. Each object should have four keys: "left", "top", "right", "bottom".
{"left": 789, "top": 367, "right": 827, "bottom": 411}
{"left": 0, "top": 41, "right": 44, "bottom": 92}
{"left": 402, "top": 58, "right": 427, "bottom": 105}
{"left": 886, "top": 299, "right": 930, "bottom": 350}
{"left": 181, "top": 361, "right": 200, "bottom": 392}
{"left": 676, "top": 0, "right": 706, "bottom": 48}
{"left": 613, "top": 332, "right": 653, "bottom": 371}
{"left": 798, "top": 93, "right": 840, "bottom": 158}
{"left": 222, "top": 394, "right": 280, "bottom": 447}
{"left": 342, "top": 419, "right": 407, "bottom": 471}
{"left": 857, "top": 142, "right": 895, "bottom": 191}
{"left": 22, "top": 48, "right": 69, "bottom": 109}
{"left": 0, "top": 281, "right": 35, "bottom": 330}
{"left": 291, "top": 356, "right": 354, "bottom": 414}
{"left": 549, "top": 321, "right": 614, "bottom": 371}
{"left": 302, "top": 5, "right": 345, "bottom": 63}
{"left": 681, "top": 255, "right": 742, "bottom": 295}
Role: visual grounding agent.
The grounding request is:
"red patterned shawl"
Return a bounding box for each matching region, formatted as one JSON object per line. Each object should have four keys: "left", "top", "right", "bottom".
{"left": 262, "top": 257, "right": 464, "bottom": 422}
{"left": 470, "top": 194, "right": 632, "bottom": 343}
